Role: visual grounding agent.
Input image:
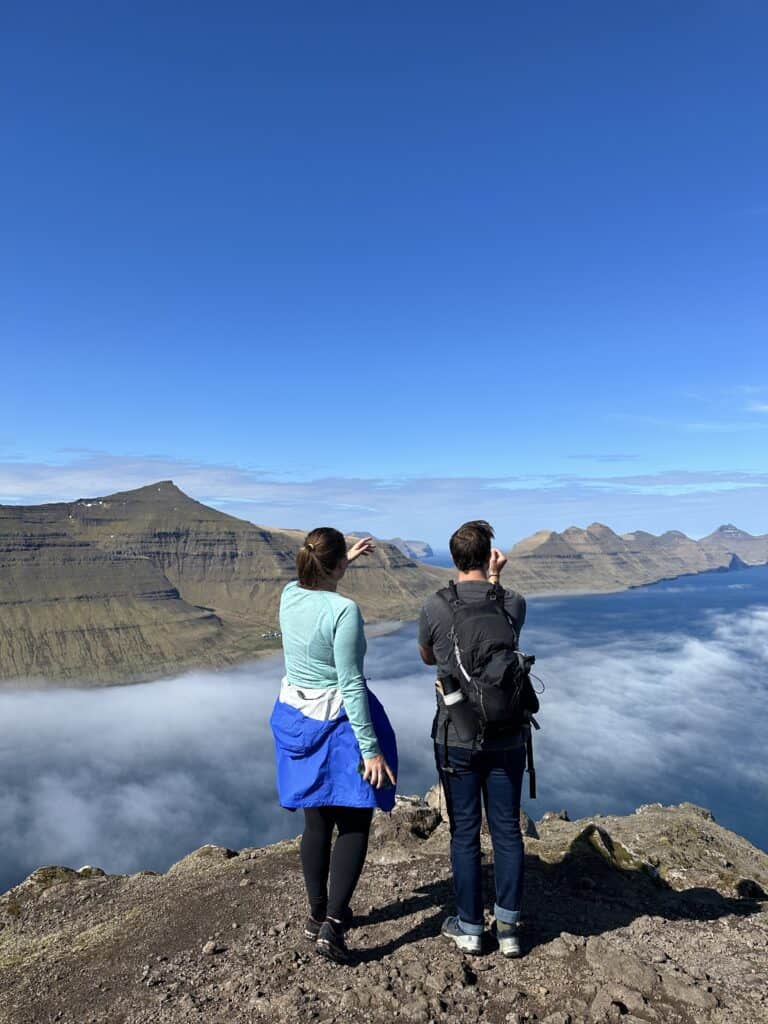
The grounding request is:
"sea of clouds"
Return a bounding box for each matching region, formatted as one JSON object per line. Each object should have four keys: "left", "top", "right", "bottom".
{"left": 2, "top": 605, "right": 767, "bottom": 893}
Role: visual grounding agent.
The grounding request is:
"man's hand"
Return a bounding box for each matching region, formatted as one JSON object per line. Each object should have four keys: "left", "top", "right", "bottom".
{"left": 347, "top": 536, "right": 376, "bottom": 563}
{"left": 362, "top": 753, "right": 396, "bottom": 789}
{"left": 488, "top": 547, "right": 507, "bottom": 578}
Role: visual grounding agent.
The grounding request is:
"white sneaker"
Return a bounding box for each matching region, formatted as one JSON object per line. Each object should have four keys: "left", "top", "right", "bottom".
{"left": 441, "top": 915, "right": 482, "bottom": 955}
{"left": 496, "top": 921, "right": 522, "bottom": 958}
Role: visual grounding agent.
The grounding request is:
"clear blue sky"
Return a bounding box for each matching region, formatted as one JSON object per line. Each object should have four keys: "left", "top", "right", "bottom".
{"left": 2, "top": 3, "right": 767, "bottom": 543}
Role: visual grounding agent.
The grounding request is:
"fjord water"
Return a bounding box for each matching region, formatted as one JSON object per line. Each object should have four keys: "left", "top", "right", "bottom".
{"left": 1, "top": 565, "right": 766, "bottom": 893}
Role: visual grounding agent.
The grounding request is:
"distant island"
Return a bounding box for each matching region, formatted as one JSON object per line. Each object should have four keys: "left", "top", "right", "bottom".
{"left": 350, "top": 532, "right": 434, "bottom": 560}
{"left": 1, "top": 481, "right": 765, "bottom": 686}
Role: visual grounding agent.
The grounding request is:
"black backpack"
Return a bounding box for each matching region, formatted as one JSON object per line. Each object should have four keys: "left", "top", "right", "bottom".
{"left": 438, "top": 581, "right": 539, "bottom": 738}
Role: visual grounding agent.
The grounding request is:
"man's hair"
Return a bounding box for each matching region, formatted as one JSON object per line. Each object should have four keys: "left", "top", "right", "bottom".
{"left": 296, "top": 527, "right": 347, "bottom": 588}
{"left": 449, "top": 520, "right": 495, "bottom": 572}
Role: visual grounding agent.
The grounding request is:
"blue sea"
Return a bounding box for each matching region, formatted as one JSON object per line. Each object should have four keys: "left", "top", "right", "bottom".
{"left": 1, "top": 564, "right": 766, "bottom": 893}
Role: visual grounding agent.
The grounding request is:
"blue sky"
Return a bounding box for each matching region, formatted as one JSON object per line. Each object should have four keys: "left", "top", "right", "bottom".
{"left": 2, "top": 2, "right": 766, "bottom": 544}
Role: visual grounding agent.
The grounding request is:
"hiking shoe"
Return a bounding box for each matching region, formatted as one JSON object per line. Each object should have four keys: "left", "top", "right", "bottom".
{"left": 496, "top": 921, "right": 522, "bottom": 958}
{"left": 441, "top": 915, "right": 482, "bottom": 955}
{"left": 316, "top": 920, "right": 353, "bottom": 965}
{"left": 303, "top": 915, "right": 325, "bottom": 940}
{"left": 304, "top": 907, "right": 354, "bottom": 941}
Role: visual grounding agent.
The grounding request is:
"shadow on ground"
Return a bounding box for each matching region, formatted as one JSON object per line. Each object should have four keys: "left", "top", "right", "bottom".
{"left": 352, "top": 830, "right": 762, "bottom": 961}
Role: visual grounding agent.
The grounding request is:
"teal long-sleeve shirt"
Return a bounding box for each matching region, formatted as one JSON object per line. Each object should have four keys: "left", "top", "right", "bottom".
{"left": 278, "top": 581, "right": 380, "bottom": 758}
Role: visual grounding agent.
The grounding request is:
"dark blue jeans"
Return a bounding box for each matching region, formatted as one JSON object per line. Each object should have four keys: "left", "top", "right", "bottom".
{"left": 436, "top": 743, "right": 526, "bottom": 934}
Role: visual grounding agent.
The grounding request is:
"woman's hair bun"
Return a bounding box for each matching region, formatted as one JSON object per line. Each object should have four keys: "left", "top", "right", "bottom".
{"left": 297, "top": 528, "right": 347, "bottom": 588}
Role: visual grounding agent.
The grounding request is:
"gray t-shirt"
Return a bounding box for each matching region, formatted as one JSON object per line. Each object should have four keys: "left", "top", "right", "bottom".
{"left": 418, "top": 581, "right": 527, "bottom": 751}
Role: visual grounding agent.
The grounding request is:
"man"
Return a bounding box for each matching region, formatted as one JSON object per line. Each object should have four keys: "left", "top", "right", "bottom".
{"left": 418, "top": 520, "right": 528, "bottom": 957}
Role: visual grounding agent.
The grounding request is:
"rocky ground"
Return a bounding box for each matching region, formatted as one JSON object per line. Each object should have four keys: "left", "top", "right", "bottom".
{"left": 1, "top": 795, "right": 767, "bottom": 1024}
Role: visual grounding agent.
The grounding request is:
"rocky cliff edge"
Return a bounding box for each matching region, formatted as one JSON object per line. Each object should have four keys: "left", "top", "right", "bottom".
{"left": 1, "top": 797, "right": 766, "bottom": 1024}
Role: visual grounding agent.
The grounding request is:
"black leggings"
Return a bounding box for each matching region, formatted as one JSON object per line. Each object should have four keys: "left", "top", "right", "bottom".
{"left": 300, "top": 806, "right": 373, "bottom": 922}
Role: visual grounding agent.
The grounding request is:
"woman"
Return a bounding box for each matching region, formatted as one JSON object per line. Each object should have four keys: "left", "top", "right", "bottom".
{"left": 270, "top": 527, "right": 398, "bottom": 964}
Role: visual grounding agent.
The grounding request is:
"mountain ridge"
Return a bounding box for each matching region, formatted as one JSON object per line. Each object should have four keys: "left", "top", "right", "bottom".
{"left": 2, "top": 481, "right": 765, "bottom": 684}
{"left": 349, "top": 533, "right": 434, "bottom": 560}
{"left": 504, "top": 519, "right": 768, "bottom": 594}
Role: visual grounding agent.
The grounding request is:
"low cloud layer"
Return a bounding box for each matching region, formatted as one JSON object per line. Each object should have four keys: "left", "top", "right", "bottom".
{"left": 2, "top": 589, "right": 767, "bottom": 894}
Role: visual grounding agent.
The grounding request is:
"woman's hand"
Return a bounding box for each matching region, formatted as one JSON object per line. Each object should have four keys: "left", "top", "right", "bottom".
{"left": 362, "top": 753, "right": 396, "bottom": 789}
{"left": 347, "top": 536, "right": 376, "bottom": 563}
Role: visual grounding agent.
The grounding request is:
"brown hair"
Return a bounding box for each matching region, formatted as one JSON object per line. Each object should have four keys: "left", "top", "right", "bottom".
{"left": 296, "top": 527, "right": 348, "bottom": 588}
{"left": 449, "top": 520, "right": 495, "bottom": 572}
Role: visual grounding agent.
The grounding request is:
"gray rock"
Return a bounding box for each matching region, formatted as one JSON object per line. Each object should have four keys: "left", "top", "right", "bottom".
{"left": 424, "top": 782, "right": 445, "bottom": 814}
{"left": 541, "top": 809, "right": 571, "bottom": 822}
{"left": 24, "top": 866, "right": 80, "bottom": 888}
{"left": 676, "top": 802, "right": 715, "bottom": 821}
{"left": 339, "top": 990, "right": 359, "bottom": 1010}
{"left": 585, "top": 937, "right": 657, "bottom": 995}
{"left": 368, "top": 798, "right": 442, "bottom": 862}
{"left": 736, "top": 878, "right": 766, "bottom": 899}
{"left": 403, "top": 994, "right": 430, "bottom": 1020}
{"left": 544, "top": 937, "right": 571, "bottom": 959}
{"left": 659, "top": 972, "right": 718, "bottom": 1009}
{"left": 591, "top": 984, "right": 655, "bottom": 1020}
{"left": 77, "top": 865, "right": 106, "bottom": 878}
{"left": 520, "top": 809, "right": 540, "bottom": 838}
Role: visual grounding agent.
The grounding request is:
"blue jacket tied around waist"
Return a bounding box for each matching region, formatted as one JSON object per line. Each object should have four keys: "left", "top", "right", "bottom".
{"left": 270, "top": 684, "right": 398, "bottom": 813}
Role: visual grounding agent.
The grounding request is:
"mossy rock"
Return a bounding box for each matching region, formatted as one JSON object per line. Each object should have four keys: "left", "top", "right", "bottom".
{"left": 676, "top": 802, "right": 715, "bottom": 821}
{"left": 569, "top": 824, "right": 660, "bottom": 880}
{"left": 77, "top": 866, "right": 107, "bottom": 879}
{"left": 168, "top": 845, "right": 238, "bottom": 873}
{"left": 25, "top": 866, "right": 80, "bottom": 889}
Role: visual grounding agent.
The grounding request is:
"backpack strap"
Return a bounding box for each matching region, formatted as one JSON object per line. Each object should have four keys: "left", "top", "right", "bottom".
{"left": 526, "top": 726, "right": 536, "bottom": 799}
{"left": 486, "top": 582, "right": 521, "bottom": 645}
{"left": 437, "top": 581, "right": 463, "bottom": 611}
{"left": 442, "top": 718, "right": 454, "bottom": 775}
{"left": 437, "top": 583, "right": 473, "bottom": 684}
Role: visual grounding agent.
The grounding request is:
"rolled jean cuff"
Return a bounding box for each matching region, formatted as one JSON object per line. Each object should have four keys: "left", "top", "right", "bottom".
{"left": 494, "top": 904, "right": 521, "bottom": 925}
{"left": 458, "top": 917, "right": 484, "bottom": 937}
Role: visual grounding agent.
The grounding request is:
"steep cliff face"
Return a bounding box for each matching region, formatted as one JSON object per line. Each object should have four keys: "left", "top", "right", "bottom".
{"left": 0, "top": 498, "right": 227, "bottom": 684}
{"left": 0, "top": 482, "right": 449, "bottom": 685}
{"left": 505, "top": 521, "right": 768, "bottom": 594}
{"left": 388, "top": 538, "right": 434, "bottom": 560}
{"left": 350, "top": 534, "right": 434, "bottom": 560}
{"left": 699, "top": 523, "right": 768, "bottom": 563}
